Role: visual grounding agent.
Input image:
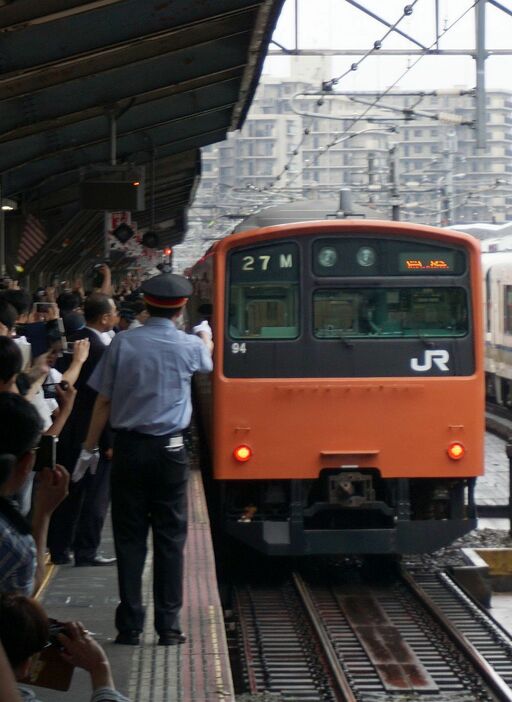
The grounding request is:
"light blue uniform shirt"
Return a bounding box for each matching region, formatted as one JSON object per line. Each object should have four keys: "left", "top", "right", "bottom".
{"left": 88, "top": 317, "right": 213, "bottom": 436}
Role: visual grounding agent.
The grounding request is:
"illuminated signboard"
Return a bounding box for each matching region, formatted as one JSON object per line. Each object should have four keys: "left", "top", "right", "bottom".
{"left": 399, "top": 251, "right": 455, "bottom": 273}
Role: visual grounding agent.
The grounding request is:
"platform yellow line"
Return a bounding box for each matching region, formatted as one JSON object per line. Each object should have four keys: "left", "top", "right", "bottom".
{"left": 34, "top": 559, "right": 56, "bottom": 600}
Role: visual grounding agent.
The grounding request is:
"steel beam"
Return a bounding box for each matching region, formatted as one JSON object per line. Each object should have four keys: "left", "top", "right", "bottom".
{"left": 475, "top": 0, "right": 487, "bottom": 149}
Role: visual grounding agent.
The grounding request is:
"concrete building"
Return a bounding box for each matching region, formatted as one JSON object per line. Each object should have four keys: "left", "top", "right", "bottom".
{"left": 174, "top": 65, "right": 512, "bottom": 270}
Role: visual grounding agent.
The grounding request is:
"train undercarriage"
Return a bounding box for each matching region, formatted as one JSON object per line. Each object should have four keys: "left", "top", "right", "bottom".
{"left": 217, "top": 470, "right": 478, "bottom": 556}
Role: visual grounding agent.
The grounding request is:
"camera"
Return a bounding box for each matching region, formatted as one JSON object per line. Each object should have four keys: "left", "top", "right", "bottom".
{"left": 33, "top": 434, "right": 58, "bottom": 472}
{"left": 48, "top": 619, "right": 69, "bottom": 648}
{"left": 43, "top": 380, "right": 69, "bottom": 400}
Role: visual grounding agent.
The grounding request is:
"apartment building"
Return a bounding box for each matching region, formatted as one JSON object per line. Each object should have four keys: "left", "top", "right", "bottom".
{"left": 174, "top": 66, "right": 512, "bottom": 270}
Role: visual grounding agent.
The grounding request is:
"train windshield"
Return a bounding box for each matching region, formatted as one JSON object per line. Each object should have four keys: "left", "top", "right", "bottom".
{"left": 313, "top": 287, "right": 468, "bottom": 339}
{"left": 228, "top": 241, "right": 300, "bottom": 339}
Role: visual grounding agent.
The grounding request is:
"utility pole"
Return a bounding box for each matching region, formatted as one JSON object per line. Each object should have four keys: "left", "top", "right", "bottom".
{"left": 475, "top": 0, "right": 487, "bottom": 149}
{"left": 368, "top": 151, "right": 376, "bottom": 204}
{"left": 440, "top": 131, "right": 457, "bottom": 226}
{"left": 389, "top": 145, "right": 401, "bottom": 221}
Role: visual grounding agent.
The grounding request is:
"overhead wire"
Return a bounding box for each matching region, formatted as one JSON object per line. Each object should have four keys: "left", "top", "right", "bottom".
{"left": 322, "top": 1, "right": 420, "bottom": 91}
{"left": 256, "top": 0, "right": 479, "bottom": 209}
{"left": 194, "top": 0, "right": 481, "bottom": 233}
{"left": 250, "top": 1, "right": 422, "bottom": 197}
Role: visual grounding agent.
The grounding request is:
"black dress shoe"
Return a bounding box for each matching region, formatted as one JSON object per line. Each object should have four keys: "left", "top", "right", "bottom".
{"left": 114, "top": 630, "right": 140, "bottom": 645}
{"left": 51, "top": 553, "right": 73, "bottom": 565}
{"left": 75, "top": 556, "right": 117, "bottom": 567}
{"left": 158, "top": 630, "right": 186, "bottom": 646}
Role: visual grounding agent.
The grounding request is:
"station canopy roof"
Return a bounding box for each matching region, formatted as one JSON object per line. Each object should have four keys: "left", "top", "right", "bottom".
{"left": 0, "top": 0, "right": 284, "bottom": 276}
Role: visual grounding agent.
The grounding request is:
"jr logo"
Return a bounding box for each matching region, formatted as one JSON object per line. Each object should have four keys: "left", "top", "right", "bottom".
{"left": 410, "top": 350, "right": 450, "bottom": 372}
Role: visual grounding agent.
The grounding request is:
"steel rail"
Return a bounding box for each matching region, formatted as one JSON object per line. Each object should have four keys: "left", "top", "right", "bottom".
{"left": 233, "top": 588, "right": 259, "bottom": 695}
{"left": 292, "top": 572, "right": 357, "bottom": 702}
{"left": 402, "top": 569, "right": 512, "bottom": 702}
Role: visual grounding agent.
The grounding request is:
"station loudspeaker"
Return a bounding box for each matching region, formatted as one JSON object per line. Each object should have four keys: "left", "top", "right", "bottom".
{"left": 80, "top": 165, "right": 145, "bottom": 211}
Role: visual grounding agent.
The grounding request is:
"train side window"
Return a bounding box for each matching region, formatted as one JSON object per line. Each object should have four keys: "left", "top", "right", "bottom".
{"left": 228, "top": 242, "right": 299, "bottom": 340}
{"left": 504, "top": 286, "right": 512, "bottom": 334}
{"left": 485, "top": 268, "right": 492, "bottom": 333}
{"left": 313, "top": 287, "right": 468, "bottom": 339}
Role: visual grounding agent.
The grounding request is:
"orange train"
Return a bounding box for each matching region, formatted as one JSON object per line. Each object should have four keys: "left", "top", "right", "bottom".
{"left": 189, "top": 213, "right": 484, "bottom": 556}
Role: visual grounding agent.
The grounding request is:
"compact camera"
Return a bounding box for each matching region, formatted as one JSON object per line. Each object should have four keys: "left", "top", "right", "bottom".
{"left": 47, "top": 619, "right": 69, "bottom": 648}
{"left": 42, "top": 379, "right": 69, "bottom": 400}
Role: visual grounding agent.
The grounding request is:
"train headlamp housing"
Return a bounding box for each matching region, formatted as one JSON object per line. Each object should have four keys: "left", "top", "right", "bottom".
{"left": 318, "top": 247, "right": 337, "bottom": 268}
{"left": 356, "top": 246, "right": 376, "bottom": 267}
{"left": 233, "top": 445, "right": 252, "bottom": 463}
{"left": 447, "top": 442, "right": 465, "bottom": 461}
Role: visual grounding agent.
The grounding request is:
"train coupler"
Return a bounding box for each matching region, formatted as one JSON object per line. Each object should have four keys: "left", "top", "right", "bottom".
{"left": 328, "top": 471, "right": 375, "bottom": 507}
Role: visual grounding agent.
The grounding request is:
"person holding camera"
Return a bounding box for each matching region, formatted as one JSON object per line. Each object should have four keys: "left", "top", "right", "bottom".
{"left": 48, "top": 294, "right": 117, "bottom": 567}
{"left": 0, "top": 393, "right": 69, "bottom": 596}
{"left": 92, "top": 263, "right": 113, "bottom": 298}
{"left": 0, "top": 592, "right": 130, "bottom": 701}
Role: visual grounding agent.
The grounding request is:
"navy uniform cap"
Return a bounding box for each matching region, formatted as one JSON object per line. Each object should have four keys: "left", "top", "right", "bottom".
{"left": 141, "top": 272, "right": 193, "bottom": 309}
{"left": 118, "top": 307, "right": 136, "bottom": 322}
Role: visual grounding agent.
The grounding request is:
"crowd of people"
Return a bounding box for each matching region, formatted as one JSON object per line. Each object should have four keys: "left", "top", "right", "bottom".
{"left": 0, "top": 263, "right": 213, "bottom": 699}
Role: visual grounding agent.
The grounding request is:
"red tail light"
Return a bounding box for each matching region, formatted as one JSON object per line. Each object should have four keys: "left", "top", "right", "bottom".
{"left": 233, "top": 445, "right": 252, "bottom": 462}
{"left": 447, "top": 442, "right": 465, "bottom": 460}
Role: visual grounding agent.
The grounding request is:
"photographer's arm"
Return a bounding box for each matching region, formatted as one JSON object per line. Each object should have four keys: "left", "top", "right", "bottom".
{"left": 32, "top": 466, "right": 69, "bottom": 594}
{"left": 58, "top": 623, "right": 130, "bottom": 700}
{"left": 83, "top": 394, "right": 111, "bottom": 452}
{"left": 62, "top": 338, "right": 90, "bottom": 387}
{"left": 45, "top": 383, "right": 77, "bottom": 437}
{"left": 99, "top": 264, "right": 113, "bottom": 296}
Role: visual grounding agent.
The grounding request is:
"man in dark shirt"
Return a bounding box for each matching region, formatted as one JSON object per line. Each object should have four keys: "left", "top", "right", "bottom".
{"left": 48, "top": 294, "right": 118, "bottom": 566}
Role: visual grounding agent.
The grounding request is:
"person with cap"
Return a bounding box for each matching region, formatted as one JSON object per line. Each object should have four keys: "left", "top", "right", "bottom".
{"left": 77, "top": 272, "right": 213, "bottom": 646}
{"left": 117, "top": 307, "right": 136, "bottom": 332}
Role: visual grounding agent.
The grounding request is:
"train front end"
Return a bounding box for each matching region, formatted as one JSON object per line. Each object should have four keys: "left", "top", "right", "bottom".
{"left": 193, "top": 220, "right": 484, "bottom": 556}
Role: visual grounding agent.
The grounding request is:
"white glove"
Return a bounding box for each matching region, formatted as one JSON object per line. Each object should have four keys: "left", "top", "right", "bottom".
{"left": 193, "top": 320, "right": 212, "bottom": 339}
{"left": 72, "top": 448, "right": 100, "bottom": 483}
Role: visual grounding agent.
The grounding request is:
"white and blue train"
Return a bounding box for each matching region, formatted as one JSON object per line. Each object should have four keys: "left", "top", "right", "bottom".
{"left": 454, "top": 222, "right": 512, "bottom": 405}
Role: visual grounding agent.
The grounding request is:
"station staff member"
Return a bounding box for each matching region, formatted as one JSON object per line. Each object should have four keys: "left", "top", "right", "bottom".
{"left": 78, "top": 272, "right": 213, "bottom": 646}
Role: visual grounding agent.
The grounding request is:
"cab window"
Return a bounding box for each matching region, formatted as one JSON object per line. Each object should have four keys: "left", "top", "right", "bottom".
{"left": 228, "top": 242, "right": 299, "bottom": 339}
{"left": 313, "top": 287, "right": 468, "bottom": 339}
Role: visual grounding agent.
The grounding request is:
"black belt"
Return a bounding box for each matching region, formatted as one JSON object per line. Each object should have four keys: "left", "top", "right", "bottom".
{"left": 114, "top": 428, "right": 183, "bottom": 441}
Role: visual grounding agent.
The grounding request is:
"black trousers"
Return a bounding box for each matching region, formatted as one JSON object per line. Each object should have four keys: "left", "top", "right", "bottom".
{"left": 111, "top": 431, "right": 189, "bottom": 635}
{"left": 48, "top": 455, "right": 111, "bottom": 561}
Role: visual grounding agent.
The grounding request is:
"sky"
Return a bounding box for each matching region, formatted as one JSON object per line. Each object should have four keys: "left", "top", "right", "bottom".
{"left": 263, "top": 0, "right": 512, "bottom": 91}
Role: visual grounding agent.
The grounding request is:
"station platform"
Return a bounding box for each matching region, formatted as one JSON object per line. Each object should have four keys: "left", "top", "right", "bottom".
{"left": 37, "top": 469, "right": 235, "bottom": 702}
{"left": 477, "top": 432, "right": 511, "bottom": 529}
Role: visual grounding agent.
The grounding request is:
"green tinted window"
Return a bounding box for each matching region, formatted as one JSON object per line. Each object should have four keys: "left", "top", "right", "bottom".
{"left": 228, "top": 242, "right": 299, "bottom": 339}
{"left": 313, "top": 287, "right": 468, "bottom": 339}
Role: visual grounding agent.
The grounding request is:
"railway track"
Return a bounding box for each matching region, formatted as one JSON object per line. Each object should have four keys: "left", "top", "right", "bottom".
{"left": 232, "top": 567, "right": 512, "bottom": 701}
